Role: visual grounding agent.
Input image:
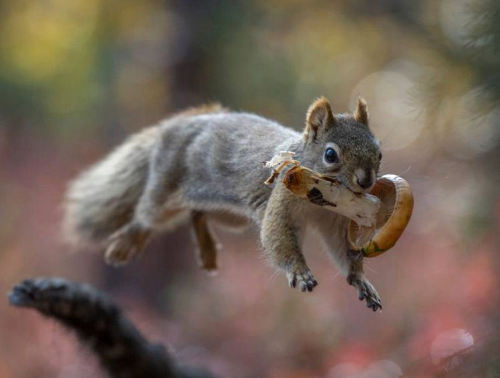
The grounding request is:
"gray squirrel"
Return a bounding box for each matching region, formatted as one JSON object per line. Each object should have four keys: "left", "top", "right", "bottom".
{"left": 63, "top": 97, "right": 383, "bottom": 311}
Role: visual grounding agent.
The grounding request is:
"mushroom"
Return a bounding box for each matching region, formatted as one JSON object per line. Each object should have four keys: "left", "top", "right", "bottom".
{"left": 264, "top": 152, "right": 381, "bottom": 227}
{"left": 264, "top": 153, "right": 414, "bottom": 257}
{"left": 347, "top": 174, "right": 413, "bottom": 257}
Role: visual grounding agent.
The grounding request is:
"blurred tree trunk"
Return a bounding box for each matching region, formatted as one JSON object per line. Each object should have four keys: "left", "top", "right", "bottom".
{"left": 167, "top": 0, "right": 218, "bottom": 109}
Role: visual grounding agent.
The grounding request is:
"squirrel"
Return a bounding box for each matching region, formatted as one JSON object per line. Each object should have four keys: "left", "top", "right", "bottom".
{"left": 63, "top": 97, "right": 383, "bottom": 311}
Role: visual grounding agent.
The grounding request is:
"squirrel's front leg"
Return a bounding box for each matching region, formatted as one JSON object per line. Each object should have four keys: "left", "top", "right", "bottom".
{"left": 260, "top": 184, "right": 318, "bottom": 292}
{"left": 346, "top": 249, "right": 382, "bottom": 311}
{"left": 314, "top": 215, "right": 382, "bottom": 311}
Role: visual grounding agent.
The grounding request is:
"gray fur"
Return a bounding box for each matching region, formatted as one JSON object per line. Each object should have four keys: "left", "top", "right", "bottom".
{"left": 63, "top": 99, "right": 383, "bottom": 310}
{"left": 63, "top": 126, "right": 160, "bottom": 246}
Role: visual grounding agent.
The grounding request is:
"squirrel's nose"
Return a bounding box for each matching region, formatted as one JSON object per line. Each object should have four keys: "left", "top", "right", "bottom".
{"left": 355, "top": 168, "right": 374, "bottom": 190}
{"left": 357, "top": 177, "right": 373, "bottom": 190}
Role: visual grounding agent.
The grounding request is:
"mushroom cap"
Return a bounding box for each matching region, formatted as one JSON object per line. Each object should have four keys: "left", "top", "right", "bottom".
{"left": 348, "top": 174, "right": 413, "bottom": 257}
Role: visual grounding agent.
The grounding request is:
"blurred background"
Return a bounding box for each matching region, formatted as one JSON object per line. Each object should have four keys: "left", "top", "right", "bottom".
{"left": 1, "top": 0, "right": 499, "bottom": 377}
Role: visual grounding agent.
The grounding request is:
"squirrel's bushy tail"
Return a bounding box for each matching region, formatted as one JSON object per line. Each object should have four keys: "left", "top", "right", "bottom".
{"left": 62, "top": 103, "right": 227, "bottom": 248}
{"left": 63, "top": 125, "right": 160, "bottom": 247}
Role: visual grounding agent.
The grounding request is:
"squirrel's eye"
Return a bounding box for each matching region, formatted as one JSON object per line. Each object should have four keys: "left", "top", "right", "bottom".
{"left": 324, "top": 147, "right": 338, "bottom": 164}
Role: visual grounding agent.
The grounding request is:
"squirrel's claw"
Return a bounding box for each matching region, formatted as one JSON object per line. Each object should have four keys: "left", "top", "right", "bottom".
{"left": 104, "top": 224, "right": 151, "bottom": 266}
{"left": 347, "top": 274, "right": 382, "bottom": 312}
{"left": 287, "top": 268, "right": 318, "bottom": 292}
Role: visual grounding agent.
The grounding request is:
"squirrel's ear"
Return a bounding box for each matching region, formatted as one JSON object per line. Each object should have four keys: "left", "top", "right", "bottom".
{"left": 304, "top": 97, "right": 335, "bottom": 142}
{"left": 353, "top": 97, "right": 369, "bottom": 127}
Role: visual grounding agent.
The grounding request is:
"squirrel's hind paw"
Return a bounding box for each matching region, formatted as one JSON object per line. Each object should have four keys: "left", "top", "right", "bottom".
{"left": 104, "top": 224, "right": 151, "bottom": 266}
{"left": 287, "top": 267, "right": 318, "bottom": 292}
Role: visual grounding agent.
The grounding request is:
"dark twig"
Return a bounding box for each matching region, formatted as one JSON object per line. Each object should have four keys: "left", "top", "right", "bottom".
{"left": 8, "top": 277, "right": 214, "bottom": 378}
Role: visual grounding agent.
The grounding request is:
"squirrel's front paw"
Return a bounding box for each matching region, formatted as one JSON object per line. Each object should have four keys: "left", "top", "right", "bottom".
{"left": 287, "top": 266, "right": 318, "bottom": 292}
{"left": 347, "top": 274, "right": 382, "bottom": 311}
{"left": 104, "top": 224, "right": 151, "bottom": 266}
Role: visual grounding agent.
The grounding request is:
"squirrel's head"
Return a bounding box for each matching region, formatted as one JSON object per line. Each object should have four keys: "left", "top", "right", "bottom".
{"left": 302, "top": 97, "right": 381, "bottom": 194}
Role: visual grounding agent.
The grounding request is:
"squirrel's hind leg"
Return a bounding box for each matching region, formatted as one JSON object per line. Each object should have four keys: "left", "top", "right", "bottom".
{"left": 104, "top": 223, "right": 152, "bottom": 266}
{"left": 108, "top": 209, "right": 240, "bottom": 270}
{"left": 104, "top": 209, "right": 187, "bottom": 266}
{"left": 105, "top": 135, "right": 184, "bottom": 266}
{"left": 191, "top": 211, "right": 219, "bottom": 272}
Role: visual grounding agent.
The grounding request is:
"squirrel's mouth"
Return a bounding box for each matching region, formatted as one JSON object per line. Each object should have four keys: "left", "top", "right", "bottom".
{"left": 320, "top": 173, "right": 370, "bottom": 195}
{"left": 337, "top": 175, "right": 368, "bottom": 195}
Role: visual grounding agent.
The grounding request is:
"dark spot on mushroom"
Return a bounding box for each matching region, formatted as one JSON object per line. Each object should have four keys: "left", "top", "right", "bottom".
{"left": 307, "top": 188, "right": 337, "bottom": 207}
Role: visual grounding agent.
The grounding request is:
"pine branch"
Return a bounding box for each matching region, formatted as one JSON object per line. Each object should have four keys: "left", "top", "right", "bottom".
{"left": 8, "top": 277, "right": 214, "bottom": 378}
